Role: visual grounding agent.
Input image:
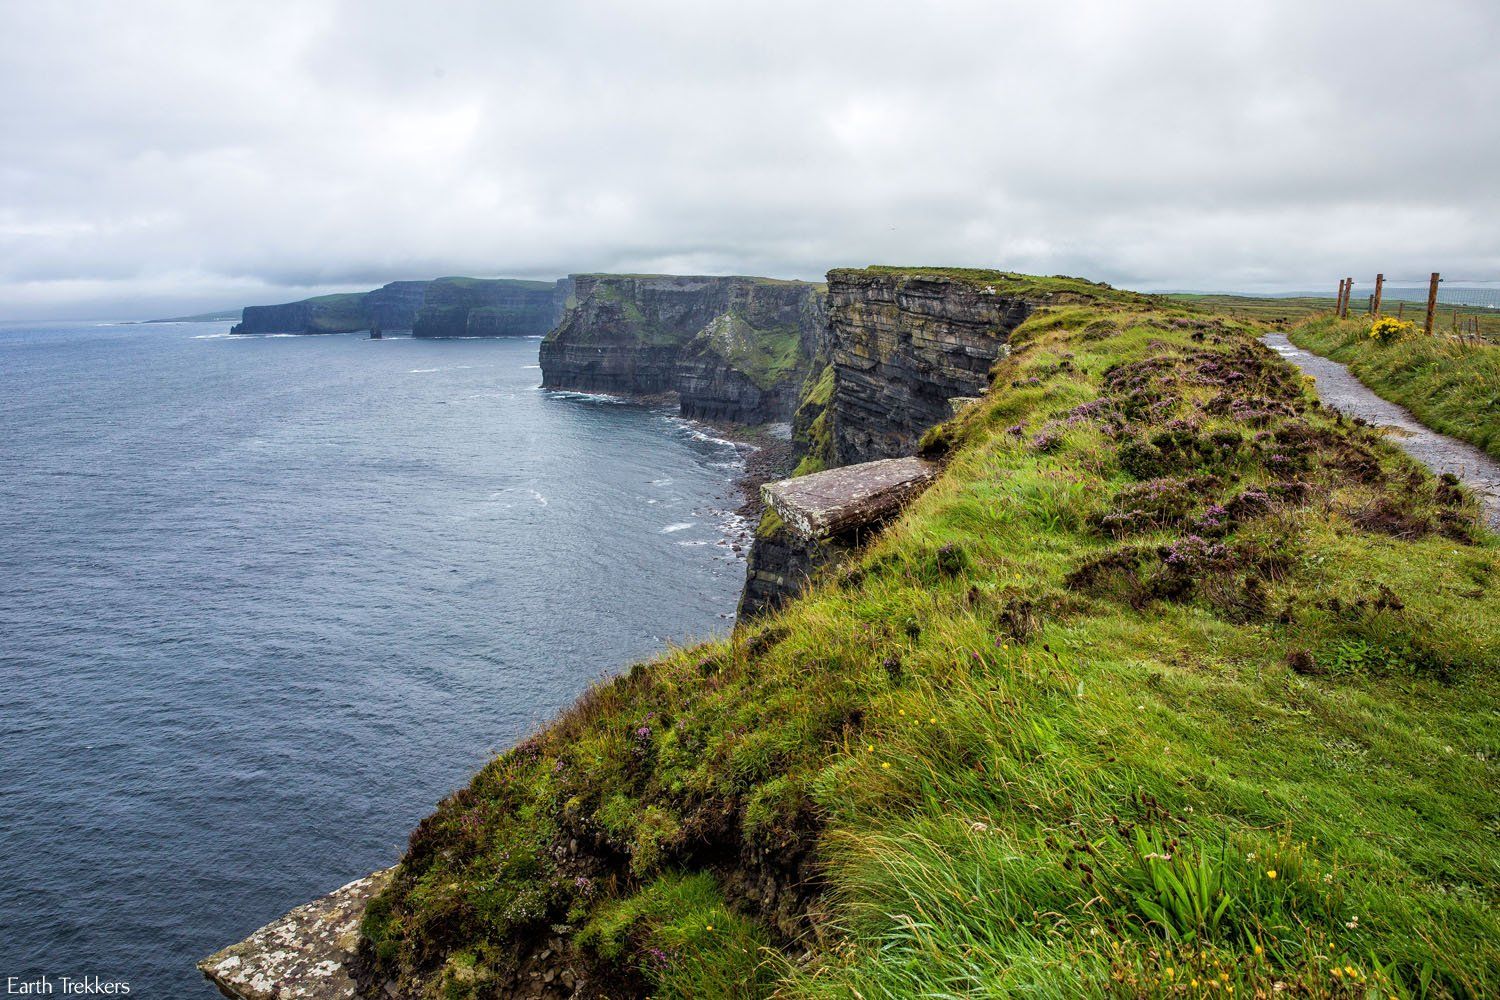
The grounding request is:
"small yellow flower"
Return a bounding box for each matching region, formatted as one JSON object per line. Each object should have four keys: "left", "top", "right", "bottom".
{"left": 1164, "top": 967, "right": 1175, "bottom": 978}
{"left": 705, "top": 924, "right": 714, "bottom": 931}
{"left": 1254, "top": 944, "right": 1264, "bottom": 956}
{"left": 866, "top": 744, "right": 874, "bottom": 752}
{"left": 929, "top": 716, "right": 937, "bottom": 724}
{"left": 898, "top": 709, "right": 906, "bottom": 716}
{"left": 881, "top": 762, "right": 891, "bottom": 769}
{"left": 1190, "top": 980, "right": 1199, "bottom": 989}
{"left": 1344, "top": 966, "right": 1358, "bottom": 978}
{"left": 1265, "top": 869, "right": 1278, "bottom": 880}
{"left": 1332, "top": 968, "right": 1342, "bottom": 978}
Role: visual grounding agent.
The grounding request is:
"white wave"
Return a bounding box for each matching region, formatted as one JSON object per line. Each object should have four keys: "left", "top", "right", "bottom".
{"left": 661, "top": 522, "right": 696, "bottom": 533}
{"left": 192, "top": 333, "right": 235, "bottom": 340}
{"left": 676, "top": 540, "right": 708, "bottom": 547}
{"left": 547, "top": 389, "right": 627, "bottom": 404}
{"left": 408, "top": 368, "right": 440, "bottom": 373}
{"left": 522, "top": 364, "right": 541, "bottom": 369}
{"left": 529, "top": 490, "right": 548, "bottom": 507}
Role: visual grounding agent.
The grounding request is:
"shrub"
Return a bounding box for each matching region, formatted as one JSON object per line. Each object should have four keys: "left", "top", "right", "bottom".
{"left": 1368, "top": 316, "right": 1414, "bottom": 345}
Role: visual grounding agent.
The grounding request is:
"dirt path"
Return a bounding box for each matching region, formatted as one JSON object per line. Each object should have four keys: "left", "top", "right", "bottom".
{"left": 1263, "top": 333, "right": 1500, "bottom": 530}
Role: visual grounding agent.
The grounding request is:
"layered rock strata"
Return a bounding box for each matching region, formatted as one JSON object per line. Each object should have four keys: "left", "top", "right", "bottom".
{"left": 539, "top": 274, "right": 826, "bottom": 423}
{"left": 411, "top": 277, "right": 571, "bottom": 338}
{"left": 824, "top": 270, "right": 1032, "bottom": 463}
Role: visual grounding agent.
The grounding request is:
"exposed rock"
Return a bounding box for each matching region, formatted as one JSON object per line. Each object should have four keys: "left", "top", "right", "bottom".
{"left": 198, "top": 869, "right": 394, "bottom": 1000}
{"left": 540, "top": 274, "right": 826, "bottom": 423}
{"left": 825, "top": 270, "right": 1031, "bottom": 463}
{"left": 764, "top": 457, "right": 940, "bottom": 540}
{"left": 232, "top": 282, "right": 428, "bottom": 335}
{"left": 362, "top": 282, "right": 431, "bottom": 332}
{"left": 411, "top": 277, "right": 571, "bottom": 338}
{"left": 736, "top": 519, "right": 844, "bottom": 619}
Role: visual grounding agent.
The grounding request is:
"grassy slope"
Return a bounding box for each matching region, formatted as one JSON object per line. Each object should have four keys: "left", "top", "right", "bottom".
{"left": 1288, "top": 316, "right": 1500, "bottom": 460}
{"left": 363, "top": 293, "right": 1498, "bottom": 999}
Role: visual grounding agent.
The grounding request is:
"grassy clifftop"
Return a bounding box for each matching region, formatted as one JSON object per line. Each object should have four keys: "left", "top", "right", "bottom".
{"left": 361, "top": 289, "right": 1497, "bottom": 998}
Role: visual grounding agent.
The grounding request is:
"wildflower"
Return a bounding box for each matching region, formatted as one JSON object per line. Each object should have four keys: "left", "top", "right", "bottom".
{"left": 1265, "top": 869, "right": 1277, "bottom": 880}
{"left": 881, "top": 762, "right": 891, "bottom": 769}
{"left": 866, "top": 744, "right": 874, "bottom": 753}
{"left": 898, "top": 709, "right": 906, "bottom": 716}
{"left": 1165, "top": 967, "right": 1175, "bottom": 978}
{"left": 1191, "top": 980, "right": 1199, "bottom": 988}
{"left": 1332, "top": 969, "right": 1342, "bottom": 978}
{"left": 1345, "top": 966, "right": 1358, "bottom": 978}
{"left": 1254, "top": 945, "right": 1263, "bottom": 957}
{"left": 928, "top": 716, "right": 937, "bottom": 724}
{"left": 705, "top": 924, "right": 714, "bottom": 932}
{"left": 1345, "top": 916, "right": 1358, "bottom": 929}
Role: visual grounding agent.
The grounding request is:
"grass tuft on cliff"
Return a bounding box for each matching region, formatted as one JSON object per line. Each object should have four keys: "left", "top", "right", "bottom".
{"left": 360, "top": 288, "right": 1498, "bottom": 999}
{"left": 1288, "top": 315, "right": 1500, "bottom": 460}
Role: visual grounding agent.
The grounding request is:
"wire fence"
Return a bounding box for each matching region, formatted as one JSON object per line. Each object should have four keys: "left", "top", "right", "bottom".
{"left": 1331, "top": 274, "right": 1499, "bottom": 342}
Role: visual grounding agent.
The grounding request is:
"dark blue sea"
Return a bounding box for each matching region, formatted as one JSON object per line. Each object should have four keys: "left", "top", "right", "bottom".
{"left": 0, "top": 321, "right": 752, "bottom": 996}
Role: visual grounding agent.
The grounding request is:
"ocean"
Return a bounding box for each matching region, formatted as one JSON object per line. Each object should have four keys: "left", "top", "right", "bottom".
{"left": 0, "top": 321, "right": 751, "bottom": 995}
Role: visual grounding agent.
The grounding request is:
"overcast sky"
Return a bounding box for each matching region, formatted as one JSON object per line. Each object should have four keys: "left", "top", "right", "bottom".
{"left": 2, "top": 0, "right": 1496, "bottom": 319}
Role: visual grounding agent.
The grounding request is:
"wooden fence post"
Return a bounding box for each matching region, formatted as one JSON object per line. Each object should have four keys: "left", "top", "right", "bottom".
{"left": 1344, "top": 278, "right": 1355, "bottom": 318}
{"left": 1397, "top": 301, "right": 1405, "bottom": 320}
{"left": 1372, "top": 273, "right": 1384, "bottom": 317}
{"left": 1424, "top": 273, "right": 1440, "bottom": 336}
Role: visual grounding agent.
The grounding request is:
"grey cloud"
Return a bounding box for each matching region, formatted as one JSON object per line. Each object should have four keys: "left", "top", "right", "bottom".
{"left": 1, "top": 0, "right": 1496, "bottom": 319}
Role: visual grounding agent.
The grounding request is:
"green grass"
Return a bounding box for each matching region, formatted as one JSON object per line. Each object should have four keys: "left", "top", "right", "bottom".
{"left": 791, "top": 364, "right": 836, "bottom": 476}
{"left": 687, "top": 312, "right": 804, "bottom": 390}
{"left": 839, "top": 265, "right": 1150, "bottom": 306}
{"left": 361, "top": 288, "right": 1498, "bottom": 999}
{"left": 1289, "top": 315, "right": 1500, "bottom": 460}
{"left": 1171, "top": 294, "right": 1500, "bottom": 341}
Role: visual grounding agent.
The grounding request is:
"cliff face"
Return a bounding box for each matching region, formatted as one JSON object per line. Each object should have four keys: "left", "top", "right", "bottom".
{"left": 361, "top": 281, "right": 430, "bottom": 331}
{"left": 738, "top": 268, "right": 1136, "bottom": 618}
{"left": 232, "top": 281, "right": 430, "bottom": 335}
{"left": 411, "top": 277, "right": 571, "bottom": 338}
{"left": 824, "top": 269, "right": 1032, "bottom": 464}
{"left": 539, "top": 275, "right": 826, "bottom": 423}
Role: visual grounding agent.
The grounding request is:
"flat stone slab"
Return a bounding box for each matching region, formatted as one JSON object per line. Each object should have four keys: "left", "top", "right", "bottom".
{"left": 764, "top": 457, "right": 940, "bottom": 539}
{"left": 198, "top": 868, "right": 394, "bottom": 1000}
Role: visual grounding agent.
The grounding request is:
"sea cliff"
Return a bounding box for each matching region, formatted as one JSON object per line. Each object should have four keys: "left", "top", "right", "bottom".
{"left": 741, "top": 267, "right": 1132, "bottom": 615}
{"left": 539, "top": 274, "right": 826, "bottom": 424}
{"left": 411, "top": 278, "right": 571, "bottom": 339}
{"left": 232, "top": 281, "right": 430, "bottom": 335}
{"left": 230, "top": 277, "right": 570, "bottom": 336}
{"left": 205, "top": 267, "right": 1500, "bottom": 1000}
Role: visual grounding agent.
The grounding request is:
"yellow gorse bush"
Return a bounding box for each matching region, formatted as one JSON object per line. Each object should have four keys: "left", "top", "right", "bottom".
{"left": 1368, "top": 315, "right": 1414, "bottom": 345}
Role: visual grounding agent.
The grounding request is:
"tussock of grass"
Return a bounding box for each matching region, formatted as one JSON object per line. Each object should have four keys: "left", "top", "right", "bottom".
{"left": 1289, "top": 316, "right": 1500, "bottom": 459}
{"left": 361, "top": 291, "right": 1498, "bottom": 999}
